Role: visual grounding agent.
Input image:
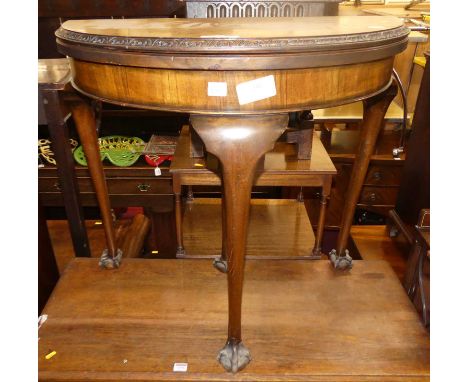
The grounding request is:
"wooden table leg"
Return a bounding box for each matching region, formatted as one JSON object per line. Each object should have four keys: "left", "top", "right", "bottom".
{"left": 69, "top": 98, "right": 121, "bottom": 269}
{"left": 312, "top": 175, "right": 332, "bottom": 258}
{"left": 42, "top": 89, "right": 91, "bottom": 258}
{"left": 213, "top": 184, "right": 228, "bottom": 273}
{"left": 191, "top": 113, "right": 288, "bottom": 373}
{"left": 331, "top": 79, "right": 398, "bottom": 270}
{"left": 174, "top": 189, "right": 185, "bottom": 257}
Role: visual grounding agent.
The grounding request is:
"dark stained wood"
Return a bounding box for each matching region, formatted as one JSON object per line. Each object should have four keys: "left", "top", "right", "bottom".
{"left": 394, "top": 53, "right": 430, "bottom": 226}
{"left": 116, "top": 213, "right": 150, "bottom": 258}
{"left": 335, "top": 79, "right": 398, "bottom": 257}
{"left": 38, "top": 258, "right": 429, "bottom": 381}
{"left": 144, "top": 206, "right": 178, "bottom": 259}
{"left": 38, "top": 203, "right": 59, "bottom": 314}
{"left": 39, "top": 58, "right": 91, "bottom": 258}
{"left": 38, "top": 0, "right": 185, "bottom": 18}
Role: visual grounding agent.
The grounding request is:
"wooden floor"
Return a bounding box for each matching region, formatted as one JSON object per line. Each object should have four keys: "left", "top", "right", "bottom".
{"left": 39, "top": 259, "right": 429, "bottom": 381}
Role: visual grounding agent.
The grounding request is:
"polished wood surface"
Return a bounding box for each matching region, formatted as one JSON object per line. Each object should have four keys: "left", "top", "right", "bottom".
{"left": 39, "top": 258, "right": 429, "bottom": 381}
{"left": 69, "top": 58, "right": 394, "bottom": 114}
{"left": 182, "top": 199, "right": 316, "bottom": 258}
{"left": 60, "top": 16, "right": 404, "bottom": 39}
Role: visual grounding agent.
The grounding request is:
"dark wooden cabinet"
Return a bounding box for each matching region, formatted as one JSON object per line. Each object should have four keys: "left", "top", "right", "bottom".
{"left": 305, "top": 129, "right": 405, "bottom": 228}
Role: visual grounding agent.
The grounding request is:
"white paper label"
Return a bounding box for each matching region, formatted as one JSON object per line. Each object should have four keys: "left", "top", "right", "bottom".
{"left": 173, "top": 363, "right": 188, "bottom": 372}
{"left": 236, "top": 75, "right": 276, "bottom": 105}
{"left": 208, "top": 82, "right": 228, "bottom": 97}
{"left": 154, "top": 167, "right": 162, "bottom": 176}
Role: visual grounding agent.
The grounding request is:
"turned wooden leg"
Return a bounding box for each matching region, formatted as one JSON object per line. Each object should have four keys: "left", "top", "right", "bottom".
{"left": 331, "top": 79, "right": 398, "bottom": 270}
{"left": 191, "top": 113, "right": 288, "bottom": 373}
{"left": 213, "top": 185, "right": 228, "bottom": 273}
{"left": 175, "top": 192, "right": 185, "bottom": 257}
{"left": 69, "top": 98, "right": 121, "bottom": 269}
{"left": 312, "top": 176, "right": 332, "bottom": 258}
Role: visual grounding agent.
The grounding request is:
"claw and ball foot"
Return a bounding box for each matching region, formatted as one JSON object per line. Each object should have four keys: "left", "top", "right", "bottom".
{"left": 213, "top": 258, "right": 228, "bottom": 273}
{"left": 329, "top": 249, "right": 353, "bottom": 270}
{"left": 99, "top": 248, "right": 123, "bottom": 269}
{"left": 217, "top": 340, "right": 251, "bottom": 373}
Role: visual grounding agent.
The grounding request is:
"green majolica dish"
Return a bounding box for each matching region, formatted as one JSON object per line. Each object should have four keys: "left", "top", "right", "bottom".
{"left": 73, "top": 136, "right": 146, "bottom": 167}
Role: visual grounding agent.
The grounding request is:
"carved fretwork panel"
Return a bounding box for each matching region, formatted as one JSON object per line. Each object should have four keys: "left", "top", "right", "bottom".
{"left": 186, "top": 1, "right": 341, "bottom": 18}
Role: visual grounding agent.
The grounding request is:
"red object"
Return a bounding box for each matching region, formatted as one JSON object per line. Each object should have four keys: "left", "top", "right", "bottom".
{"left": 144, "top": 154, "right": 173, "bottom": 167}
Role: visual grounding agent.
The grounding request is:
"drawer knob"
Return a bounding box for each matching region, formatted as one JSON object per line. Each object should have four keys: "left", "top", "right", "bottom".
{"left": 137, "top": 183, "right": 151, "bottom": 192}
{"left": 368, "top": 192, "right": 377, "bottom": 202}
{"left": 54, "top": 181, "right": 62, "bottom": 191}
{"left": 372, "top": 171, "right": 382, "bottom": 181}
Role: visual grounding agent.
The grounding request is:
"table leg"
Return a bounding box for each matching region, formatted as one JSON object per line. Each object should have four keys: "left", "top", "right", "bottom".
{"left": 69, "top": 98, "right": 121, "bottom": 269}
{"left": 175, "top": 192, "right": 185, "bottom": 257}
{"left": 312, "top": 176, "right": 332, "bottom": 258}
{"left": 42, "top": 89, "right": 91, "bottom": 258}
{"left": 213, "top": 184, "right": 228, "bottom": 273}
{"left": 191, "top": 113, "right": 288, "bottom": 373}
{"left": 331, "top": 79, "right": 398, "bottom": 270}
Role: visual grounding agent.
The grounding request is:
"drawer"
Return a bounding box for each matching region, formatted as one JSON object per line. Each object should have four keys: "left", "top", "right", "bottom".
{"left": 39, "top": 177, "right": 173, "bottom": 195}
{"left": 106, "top": 178, "right": 172, "bottom": 195}
{"left": 359, "top": 186, "right": 399, "bottom": 206}
{"left": 364, "top": 165, "right": 402, "bottom": 186}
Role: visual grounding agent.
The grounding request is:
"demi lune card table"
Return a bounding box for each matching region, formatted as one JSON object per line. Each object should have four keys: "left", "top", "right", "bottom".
{"left": 55, "top": 16, "right": 409, "bottom": 372}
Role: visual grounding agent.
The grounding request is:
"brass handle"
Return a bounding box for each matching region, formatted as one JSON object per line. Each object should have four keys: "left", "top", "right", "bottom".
{"left": 368, "top": 193, "right": 377, "bottom": 202}
{"left": 137, "top": 183, "right": 151, "bottom": 192}
{"left": 54, "top": 181, "right": 62, "bottom": 191}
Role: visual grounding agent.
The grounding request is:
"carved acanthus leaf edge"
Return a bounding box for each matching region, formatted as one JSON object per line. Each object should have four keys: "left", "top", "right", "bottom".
{"left": 56, "top": 25, "right": 409, "bottom": 53}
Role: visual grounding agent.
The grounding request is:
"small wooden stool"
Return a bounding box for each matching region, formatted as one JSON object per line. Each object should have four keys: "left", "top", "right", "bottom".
{"left": 170, "top": 126, "right": 336, "bottom": 268}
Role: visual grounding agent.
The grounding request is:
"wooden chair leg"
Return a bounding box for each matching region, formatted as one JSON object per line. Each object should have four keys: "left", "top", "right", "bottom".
{"left": 69, "top": 98, "right": 121, "bottom": 269}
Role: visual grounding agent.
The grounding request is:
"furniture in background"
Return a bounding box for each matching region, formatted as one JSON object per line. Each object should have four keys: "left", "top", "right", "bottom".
{"left": 56, "top": 16, "right": 408, "bottom": 371}
{"left": 39, "top": 0, "right": 185, "bottom": 58}
{"left": 388, "top": 53, "right": 429, "bottom": 238}
{"left": 171, "top": 126, "right": 336, "bottom": 269}
{"left": 39, "top": 59, "right": 91, "bottom": 258}
{"left": 186, "top": 0, "right": 342, "bottom": 17}
{"left": 38, "top": 59, "right": 180, "bottom": 259}
{"left": 404, "top": 209, "right": 430, "bottom": 327}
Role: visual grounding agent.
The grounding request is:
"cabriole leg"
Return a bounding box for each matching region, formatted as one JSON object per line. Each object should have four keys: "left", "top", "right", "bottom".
{"left": 191, "top": 114, "right": 288, "bottom": 373}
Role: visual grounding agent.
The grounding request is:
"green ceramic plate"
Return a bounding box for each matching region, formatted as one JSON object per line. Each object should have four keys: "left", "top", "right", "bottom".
{"left": 73, "top": 136, "right": 146, "bottom": 167}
